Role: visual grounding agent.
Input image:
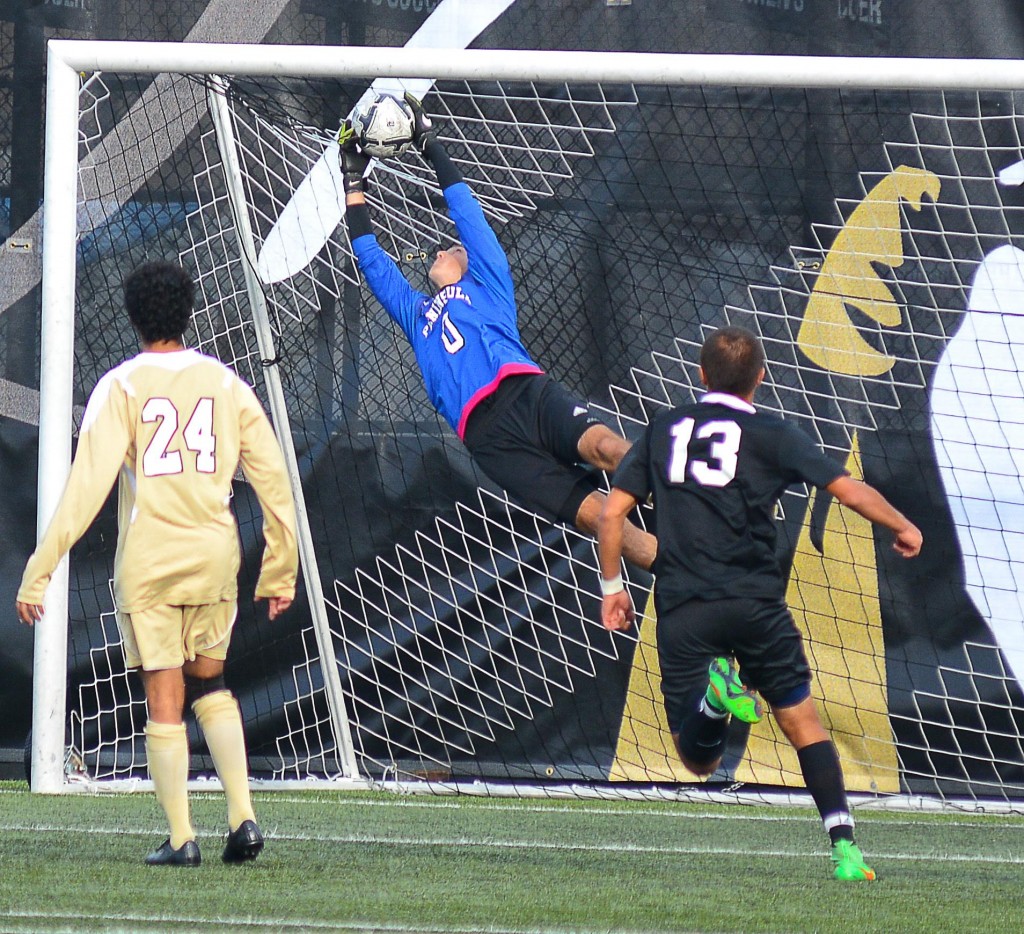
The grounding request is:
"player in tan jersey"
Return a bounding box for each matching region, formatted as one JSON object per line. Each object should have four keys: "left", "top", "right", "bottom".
{"left": 17, "top": 260, "right": 298, "bottom": 867}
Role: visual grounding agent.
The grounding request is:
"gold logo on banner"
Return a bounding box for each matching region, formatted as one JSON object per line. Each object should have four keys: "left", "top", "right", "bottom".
{"left": 797, "top": 165, "right": 940, "bottom": 376}
{"left": 610, "top": 166, "right": 939, "bottom": 790}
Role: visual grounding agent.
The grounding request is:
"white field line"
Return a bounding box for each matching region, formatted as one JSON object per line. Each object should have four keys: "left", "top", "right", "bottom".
{"left": 0, "top": 909, "right": 617, "bottom": 934}
{"left": 3, "top": 784, "right": 1022, "bottom": 829}
{"left": 1, "top": 820, "right": 1022, "bottom": 864}
{"left": 0, "top": 913, "right": 663, "bottom": 934}
{"left": 249, "top": 793, "right": 1024, "bottom": 830}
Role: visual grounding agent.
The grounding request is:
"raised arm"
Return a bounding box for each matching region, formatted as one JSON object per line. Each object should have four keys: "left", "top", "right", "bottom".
{"left": 340, "top": 123, "right": 427, "bottom": 338}
{"left": 404, "top": 94, "right": 513, "bottom": 299}
{"left": 826, "top": 475, "right": 923, "bottom": 558}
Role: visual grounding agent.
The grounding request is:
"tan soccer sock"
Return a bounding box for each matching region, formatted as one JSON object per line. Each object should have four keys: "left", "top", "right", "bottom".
{"left": 193, "top": 690, "right": 256, "bottom": 831}
{"left": 145, "top": 720, "right": 194, "bottom": 849}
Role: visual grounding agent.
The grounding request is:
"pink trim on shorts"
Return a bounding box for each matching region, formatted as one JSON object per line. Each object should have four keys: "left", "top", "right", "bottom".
{"left": 456, "top": 363, "right": 545, "bottom": 440}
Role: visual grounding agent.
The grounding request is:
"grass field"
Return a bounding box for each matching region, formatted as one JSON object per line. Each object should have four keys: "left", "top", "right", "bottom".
{"left": 1, "top": 780, "right": 1022, "bottom": 933}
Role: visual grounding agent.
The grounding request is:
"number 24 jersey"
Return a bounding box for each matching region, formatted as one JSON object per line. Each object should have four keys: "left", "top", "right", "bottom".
{"left": 18, "top": 350, "right": 297, "bottom": 613}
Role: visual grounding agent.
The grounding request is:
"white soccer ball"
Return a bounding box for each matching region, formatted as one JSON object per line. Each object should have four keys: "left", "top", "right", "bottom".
{"left": 351, "top": 92, "right": 416, "bottom": 160}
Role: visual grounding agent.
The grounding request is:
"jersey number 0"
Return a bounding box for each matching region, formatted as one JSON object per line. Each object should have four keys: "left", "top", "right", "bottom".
{"left": 441, "top": 312, "right": 465, "bottom": 354}
{"left": 667, "top": 417, "right": 741, "bottom": 487}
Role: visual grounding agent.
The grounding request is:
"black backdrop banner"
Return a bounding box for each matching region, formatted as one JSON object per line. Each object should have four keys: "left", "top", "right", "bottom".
{"left": 2, "top": 1, "right": 1023, "bottom": 792}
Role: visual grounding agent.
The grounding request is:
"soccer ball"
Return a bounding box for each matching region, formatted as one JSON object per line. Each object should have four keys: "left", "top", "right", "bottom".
{"left": 351, "top": 92, "right": 416, "bottom": 160}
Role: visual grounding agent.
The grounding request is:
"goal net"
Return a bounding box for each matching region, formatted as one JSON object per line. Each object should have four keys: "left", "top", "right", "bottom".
{"left": 34, "top": 43, "right": 1024, "bottom": 809}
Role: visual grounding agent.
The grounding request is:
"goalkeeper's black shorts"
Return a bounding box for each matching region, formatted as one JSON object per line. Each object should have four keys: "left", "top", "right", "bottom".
{"left": 464, "top": 373, "right": 606, "bottom": 526}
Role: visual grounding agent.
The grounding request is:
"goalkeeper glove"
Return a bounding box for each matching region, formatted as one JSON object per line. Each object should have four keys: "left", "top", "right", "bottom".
{"left": 404, "top": 92, "right": 438, "bottom": 152}
{"left": 338, "top": 121, "right": 371, "bottom": 194}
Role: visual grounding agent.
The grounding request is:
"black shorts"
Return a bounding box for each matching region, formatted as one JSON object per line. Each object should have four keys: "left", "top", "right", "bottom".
{"left": 657, "top": 596, "right": 811, "bottom": 733}
{"left": 463, "top": 374, "right": 606, "bottom": 525}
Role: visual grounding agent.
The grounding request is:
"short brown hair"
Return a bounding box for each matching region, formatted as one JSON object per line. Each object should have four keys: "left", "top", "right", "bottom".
{"left": 699, "top": 326, "right": 766, "bottom": 397}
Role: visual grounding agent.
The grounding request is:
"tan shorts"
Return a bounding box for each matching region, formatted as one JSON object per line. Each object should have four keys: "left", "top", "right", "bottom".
{"left": 117, "top": 602, "right": 238, "bottom": 671}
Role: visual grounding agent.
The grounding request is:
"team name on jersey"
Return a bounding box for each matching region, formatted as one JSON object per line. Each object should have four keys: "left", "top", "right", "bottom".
{"left": 422, "top": 285, "right": 472, "bottom": 337}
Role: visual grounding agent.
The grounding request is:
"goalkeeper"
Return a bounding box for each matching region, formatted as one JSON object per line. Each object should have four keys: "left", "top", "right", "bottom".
{"left": 341, "top": 95, "right": 656, "bottom": 572}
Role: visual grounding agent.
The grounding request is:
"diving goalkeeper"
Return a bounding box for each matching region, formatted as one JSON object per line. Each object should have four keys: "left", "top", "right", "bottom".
{"left": 341, "top": 94, "right": 656, "bottom": 572}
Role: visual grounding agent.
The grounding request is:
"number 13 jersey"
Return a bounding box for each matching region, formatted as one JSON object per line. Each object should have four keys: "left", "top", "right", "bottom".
{"left": 18, "top": 350, "right": 298, "bottom": 613}
{"left": 611, "top": 392, "right": 846, "bottom": 614}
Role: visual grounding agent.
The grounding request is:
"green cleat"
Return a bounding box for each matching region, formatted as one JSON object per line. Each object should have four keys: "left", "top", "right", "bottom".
{"left": 831, "top": 840, "right": 877, "bottom": 881}
{"left": 707, "top": 657, "right": 763, "bottom": 724}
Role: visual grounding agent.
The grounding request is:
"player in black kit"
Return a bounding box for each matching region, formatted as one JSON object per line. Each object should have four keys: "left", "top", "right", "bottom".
{"left": 597, "top": 326, "right": 922, "bottom": 881}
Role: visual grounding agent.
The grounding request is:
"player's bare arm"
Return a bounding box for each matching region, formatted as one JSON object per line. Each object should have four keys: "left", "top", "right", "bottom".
{"left": 597, "top": 487, "right": 639, "bottom": 631}
{"left": 826, "top": 475, "right": 923, "bottom": 558}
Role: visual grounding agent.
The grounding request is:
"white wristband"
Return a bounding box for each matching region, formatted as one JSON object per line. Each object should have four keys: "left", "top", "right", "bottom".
{"left": 600, "top": 574, "right": 625, "bottom": 596}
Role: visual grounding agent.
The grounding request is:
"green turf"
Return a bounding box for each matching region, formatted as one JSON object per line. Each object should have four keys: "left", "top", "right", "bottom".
{"left": 1, "top": 780, "right": 1022, "bottom": 932}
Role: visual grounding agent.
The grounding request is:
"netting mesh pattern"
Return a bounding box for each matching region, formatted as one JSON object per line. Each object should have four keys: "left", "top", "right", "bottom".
{"left": 62, "top": 68, "right": 1024, "bottom": 805}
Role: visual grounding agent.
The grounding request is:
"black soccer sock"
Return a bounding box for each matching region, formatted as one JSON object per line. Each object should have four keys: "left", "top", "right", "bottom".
{"left": 796, "top": 740, "right": 855, "bottom": 844}
{"left": 677, "top": 697, "right": 730, "bottom": 767}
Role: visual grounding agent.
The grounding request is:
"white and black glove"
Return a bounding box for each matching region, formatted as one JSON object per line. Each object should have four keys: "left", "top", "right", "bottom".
{"left": 404, "top": 92, "right": 438, "bottom": 153}
{"left": 338, "top": 121, "right": 371, "bottom": 194}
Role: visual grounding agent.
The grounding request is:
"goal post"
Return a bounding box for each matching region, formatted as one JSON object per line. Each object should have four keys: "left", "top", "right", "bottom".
{"left": 34, "top": 48, "right": 82, "bottom": 793}
{"left": 34, "top": 40, "right": 1024, "bottom": 809}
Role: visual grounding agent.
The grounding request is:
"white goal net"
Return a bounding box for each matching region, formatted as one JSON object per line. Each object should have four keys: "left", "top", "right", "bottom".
{"left": 33, "top": 43, "right": 1024, "bottom": 810}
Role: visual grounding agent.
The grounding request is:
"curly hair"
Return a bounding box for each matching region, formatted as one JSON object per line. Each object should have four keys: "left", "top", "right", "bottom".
{"left": 123, "top": 260, "right": 195, "bottom": 344}
{"left": 699, "top": 326, "right": 766, "bottom": 397}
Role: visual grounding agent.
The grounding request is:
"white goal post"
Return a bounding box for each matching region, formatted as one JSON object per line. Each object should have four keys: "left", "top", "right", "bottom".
{"left": 34, "top": 40, "right": 1024, "bottom": 808}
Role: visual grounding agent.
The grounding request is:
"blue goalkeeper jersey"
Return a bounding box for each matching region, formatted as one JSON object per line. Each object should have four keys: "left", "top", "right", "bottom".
{"left": 352, "top": 182, "right": 543, "bottom": 438}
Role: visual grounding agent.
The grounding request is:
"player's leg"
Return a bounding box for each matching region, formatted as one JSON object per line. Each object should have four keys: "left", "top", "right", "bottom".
{"left": 185, "top": 656, "right": 263, "bottom": 863}
{"left": 671, "top": 655, "right": 763, "bottom": 773}
{"left": 182, "top": 602, "right": 263, "bottom": 863}
{"left": 184, "top": 654, "right": 256, "bottom": 833}
{"left": 576, "top": 422, "right": 632, "bottom": 473}
{"left": 463, "top": 376, "right": 656, "bottom": 569}
{"left": 771, "top": 698, "right": 875, "bottom": 880}
{"left": 738, "top": 601, "right": 876, "bottom": 881}
{"left": 464, "top": 375, "right": 592, "bottom": 524}
{"left": 534, "top": 381, "right": 657, "bottom": 569}
{"left": 657, "top": 600, "right": 737, "bottom": 776}
{"left": 121, "top": 607, "right": 200, "bottom": 866}
{"left": 574, "top": 490, "right": 657, "bottom": 571}
{"left": 671, "top": 693, "right": 729, "bottom": 776}
{"left": 141, "top": 667, "right": 200, "bottom": 863}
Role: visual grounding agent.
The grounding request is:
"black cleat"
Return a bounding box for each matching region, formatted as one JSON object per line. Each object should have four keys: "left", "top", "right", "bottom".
{"left": 222, "top": 819, "right": 264, "bottom": 863}
{"left": 145, "top": 838, "right": 201, "bottom": 866}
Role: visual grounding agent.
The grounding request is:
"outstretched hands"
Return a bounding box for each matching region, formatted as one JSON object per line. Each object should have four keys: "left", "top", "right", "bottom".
{"left": 339, "top": 94, "right": 436, "bottom": 191}
{"left": 404, "top": 92, "right": 437, "bottom": 152}
{"left": 337, "top": 121, "right": 371, "bottom": 194}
